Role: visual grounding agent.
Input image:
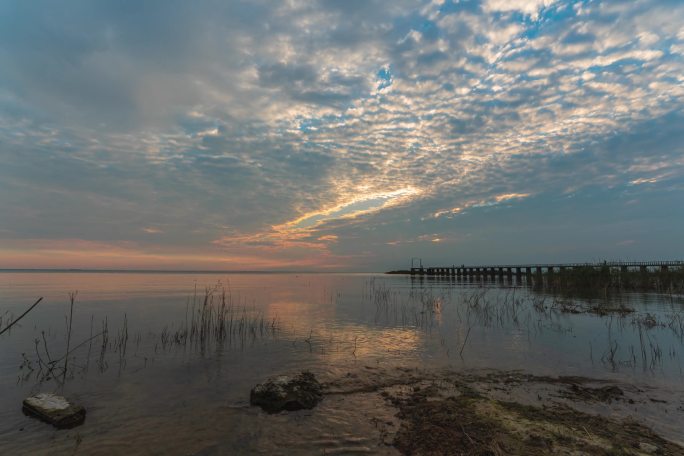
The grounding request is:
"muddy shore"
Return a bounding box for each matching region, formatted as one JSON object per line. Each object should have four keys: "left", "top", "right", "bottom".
{"left": 318, "top": 366, "right": 684, "bottom": 455}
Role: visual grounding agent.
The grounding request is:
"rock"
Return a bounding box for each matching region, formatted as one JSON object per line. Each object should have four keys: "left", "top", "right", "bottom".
{"left": 22, "top": 393, "right": 86, "bottom": 429}
{"left": 642, "top": 314, "right": 658, "bottom": 328}
{"left": 250, "top": 371, "right": 323, "bottom": 413}
{"left": 639, "top": 442, "right": 659, "bottom": 454}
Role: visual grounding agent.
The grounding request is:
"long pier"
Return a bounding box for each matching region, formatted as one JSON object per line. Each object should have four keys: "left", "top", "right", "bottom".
{"left": 410, "top": 261, "right": 684, "bottom": 277}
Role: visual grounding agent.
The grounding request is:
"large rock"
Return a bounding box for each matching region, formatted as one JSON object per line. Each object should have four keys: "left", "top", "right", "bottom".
{"left": 250, "top": 371, "right": 323, "bottom": 413}
{"left": 22, "top": 393, "right": 86, "bottom": 428}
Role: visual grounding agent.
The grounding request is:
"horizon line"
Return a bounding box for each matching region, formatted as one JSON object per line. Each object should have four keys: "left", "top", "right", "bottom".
{"left": 0, "top": 268, "right": 380, "bottom": 274}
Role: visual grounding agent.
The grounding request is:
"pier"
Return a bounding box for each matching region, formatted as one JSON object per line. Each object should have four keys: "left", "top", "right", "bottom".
{"left": 409, "top": 261, "right": 684, "bottom": 277}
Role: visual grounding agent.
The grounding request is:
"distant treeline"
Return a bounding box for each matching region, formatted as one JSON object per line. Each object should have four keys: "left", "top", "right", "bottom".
{"left": 537, "top": 266, "right": 684, "bottom": 296}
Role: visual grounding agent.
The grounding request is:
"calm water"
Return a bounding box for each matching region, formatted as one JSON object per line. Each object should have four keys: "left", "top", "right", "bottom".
{"left": 0, "top": 272, "right": 683, "bottom": 454}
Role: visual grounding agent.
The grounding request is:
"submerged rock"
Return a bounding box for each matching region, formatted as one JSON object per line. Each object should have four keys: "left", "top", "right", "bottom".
{"left": 250, "top": 371, "right": 323, "bottom": 413}
{"left": 22, "top": 393, "right": 86, "bottom": 429}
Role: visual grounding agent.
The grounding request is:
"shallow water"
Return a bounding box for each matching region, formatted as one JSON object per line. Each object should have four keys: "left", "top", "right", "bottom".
{"left": 0, "top": 272, "right": 683, "bottom": 454}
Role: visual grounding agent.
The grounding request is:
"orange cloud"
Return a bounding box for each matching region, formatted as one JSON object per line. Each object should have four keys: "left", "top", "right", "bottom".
{"left": 210, "top": 186, "right": 421, "bottom": 269}
{"left": 0, "top": 238, "right": 350, "bottom": 270}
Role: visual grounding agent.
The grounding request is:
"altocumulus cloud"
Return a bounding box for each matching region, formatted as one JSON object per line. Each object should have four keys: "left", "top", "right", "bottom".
{"left": 0, "top": 0, "right": 683, "bottom": 270}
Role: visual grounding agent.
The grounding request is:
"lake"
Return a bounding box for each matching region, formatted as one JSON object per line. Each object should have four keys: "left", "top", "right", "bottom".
{"left": 1, "top": 271, "right": 683, "bottom": 454}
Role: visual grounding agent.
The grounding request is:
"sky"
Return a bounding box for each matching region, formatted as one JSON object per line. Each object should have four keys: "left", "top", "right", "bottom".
{"left": 1, "top": 0, "right": 683, "bottom": 271}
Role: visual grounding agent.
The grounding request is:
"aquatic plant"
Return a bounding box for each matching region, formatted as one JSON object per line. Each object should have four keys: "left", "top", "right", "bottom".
{"left": 15, "top": 283, "right": 280, "bottom": 386}
{"left": 536, "top": 266, "right": 684, "bottom": 297}
{"left": 0, "top": 297, "right": 43, "bottom": 337}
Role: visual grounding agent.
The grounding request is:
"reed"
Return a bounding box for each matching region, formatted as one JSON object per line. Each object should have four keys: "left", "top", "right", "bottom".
{"left": 536, "top": 266, "right": 684, "bottom": 296}
{"left": 156, "top": 283, "right": 279, "bottom": 353}
{"left": 13, "top": 282, "right": 279, "bottom": 386}
{"left": 364, "top": 276, "right": 683, "bottom": 370}
{"left": 62, "top": 292, "right": 76, "bottom": 384}
{"left": 0, "top": 297, "right": 43, "bottom": 336}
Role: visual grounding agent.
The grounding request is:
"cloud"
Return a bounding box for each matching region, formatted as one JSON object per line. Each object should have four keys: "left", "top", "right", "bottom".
{"left": 483, "top": 0, "right": 556, "bottom": 19}
{"left": 1, "top": 0, "right": 683, "bottom": 270}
